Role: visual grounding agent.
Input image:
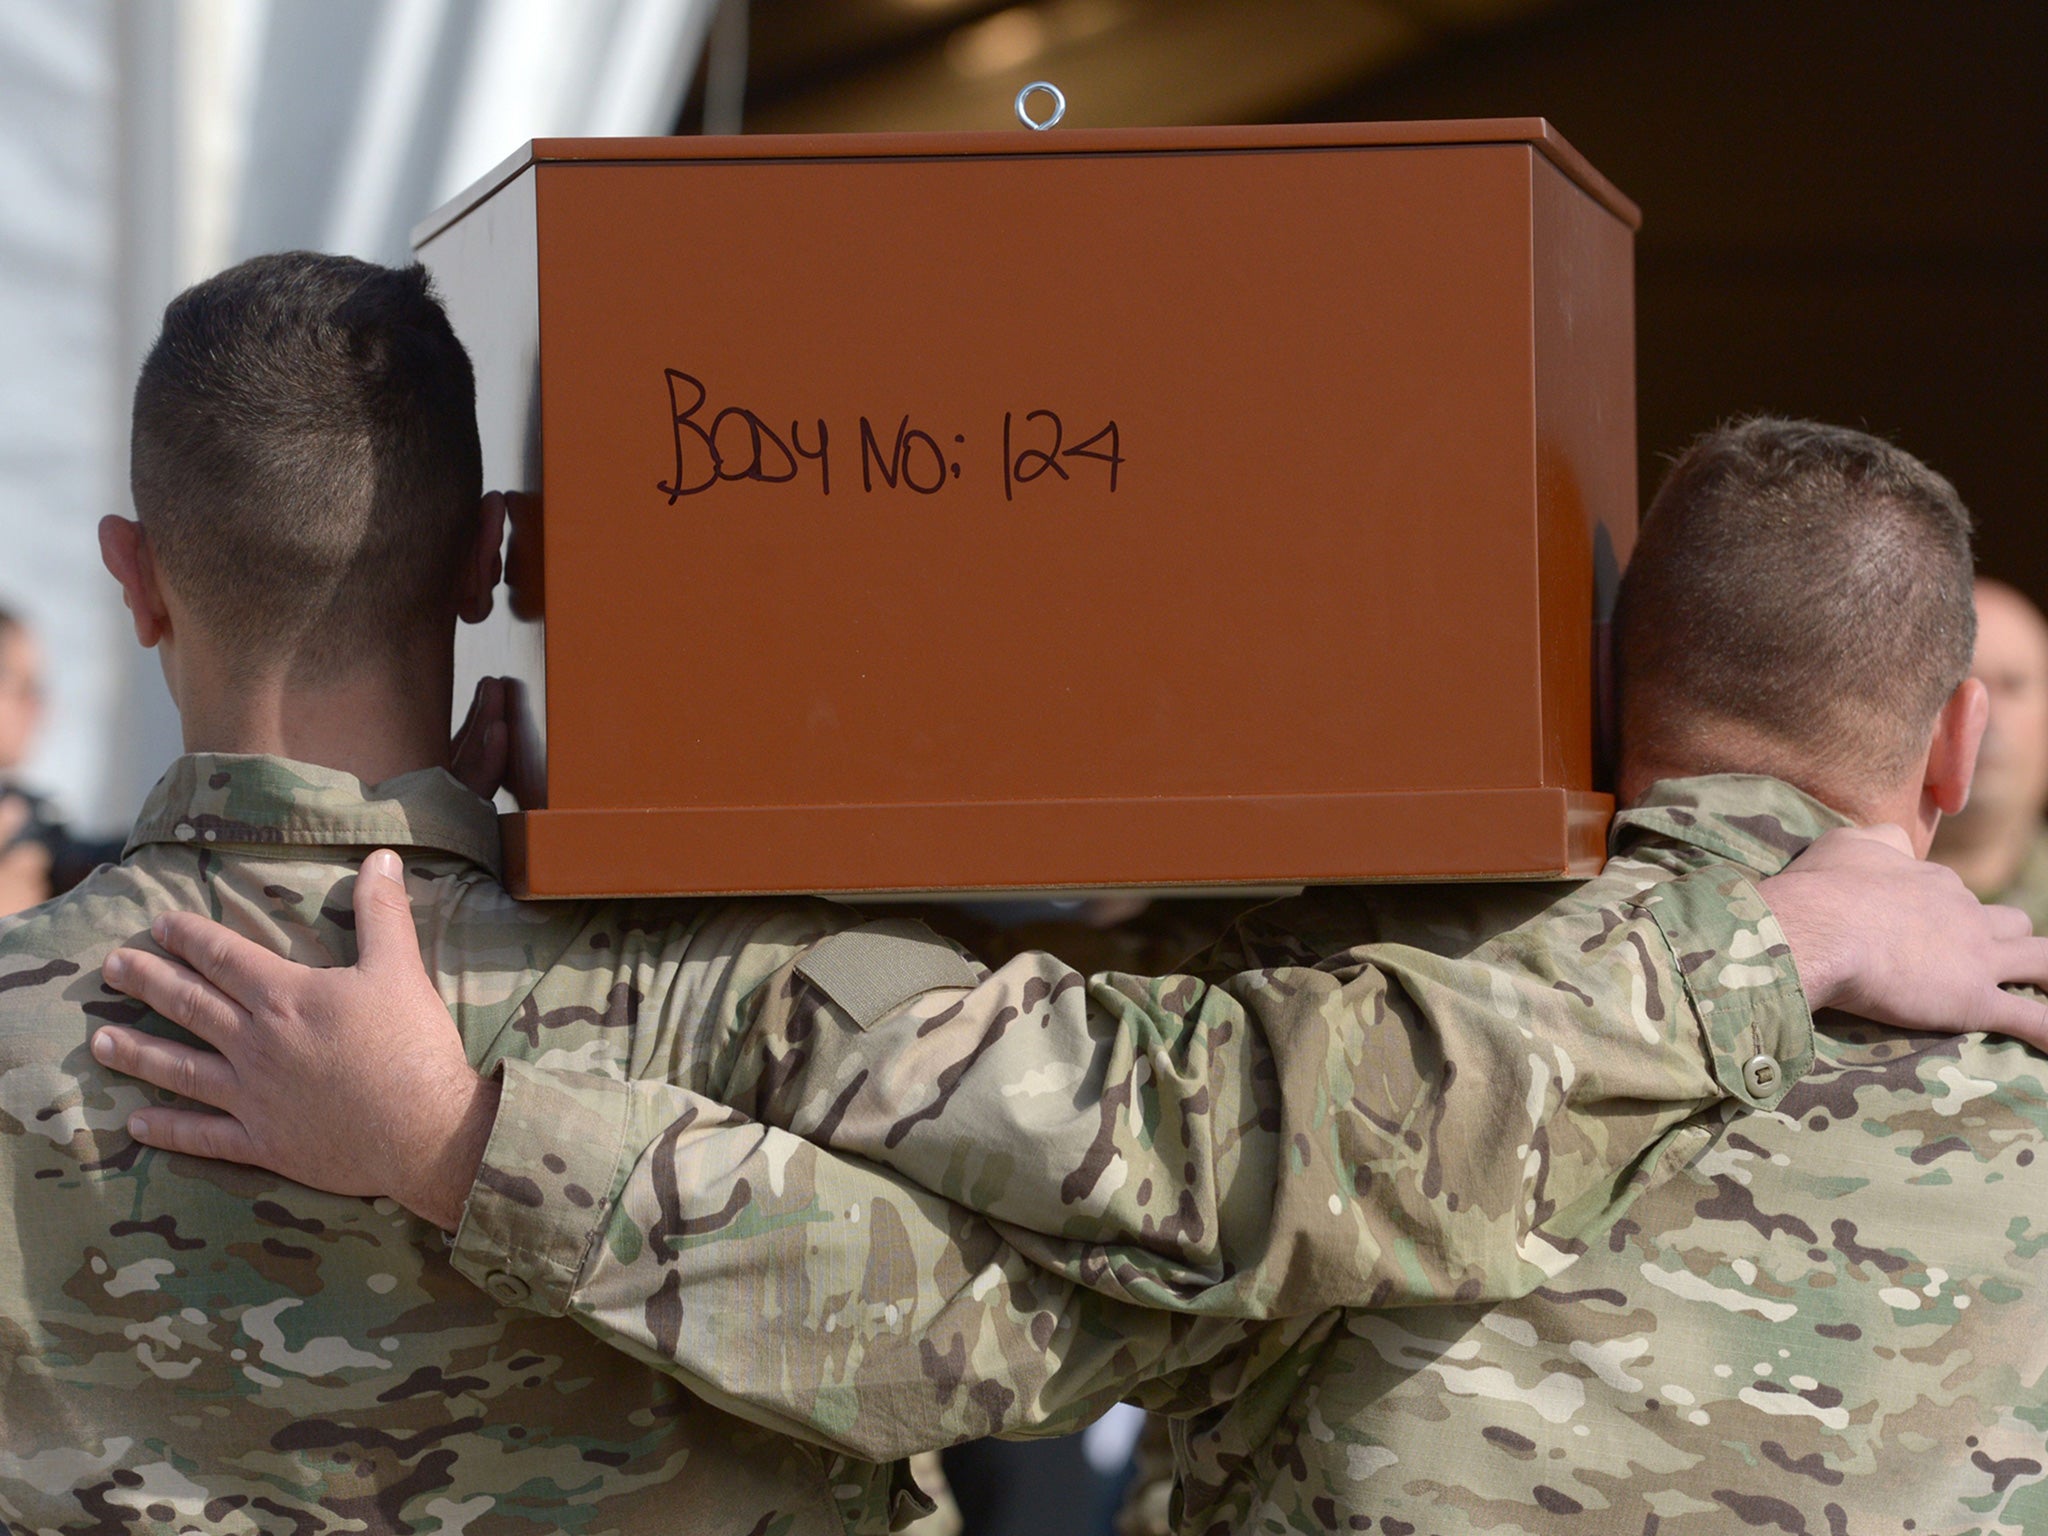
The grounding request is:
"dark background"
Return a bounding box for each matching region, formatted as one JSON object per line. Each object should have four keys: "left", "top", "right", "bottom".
{"left": 686, "top": 0, "right": 2048, "bottom": 602}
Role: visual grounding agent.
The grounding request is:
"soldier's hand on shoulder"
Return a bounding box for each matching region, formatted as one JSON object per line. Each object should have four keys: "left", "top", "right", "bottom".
{"left": 1761, "top": 824, "right": 2048, "bottom": 1046}
{"left": 89, "top": 849, "right": 499, "bottom": 1231}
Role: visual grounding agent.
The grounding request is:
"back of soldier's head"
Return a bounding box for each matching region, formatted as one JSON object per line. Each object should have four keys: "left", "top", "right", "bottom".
{"left": 1615, "top": 417, "right": 1975, "bottom": 810}
{"left": 130, "top": 252, "right": 481, "bottom": 682}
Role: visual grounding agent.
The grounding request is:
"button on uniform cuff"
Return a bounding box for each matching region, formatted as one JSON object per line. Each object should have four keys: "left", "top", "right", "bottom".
{"left": 448, "top": 1059, "right": 636, "bottom": 1317}
{"left": 483, "top": 1270, "right": 532, "bottom": 1306}
{"left": 1634, "top": 862, "right": 1815, "bottom": 1109}
{"left": 1741, "top": 1053, "right": 1783, "bottom": 1098}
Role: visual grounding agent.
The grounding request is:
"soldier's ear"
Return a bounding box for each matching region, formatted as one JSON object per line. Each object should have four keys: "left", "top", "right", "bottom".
{"left": 1926, "top": 677, "right": 1989, "bottom": 817}
{"left": 98, "top": 516, "right": 170, "bottom": 649}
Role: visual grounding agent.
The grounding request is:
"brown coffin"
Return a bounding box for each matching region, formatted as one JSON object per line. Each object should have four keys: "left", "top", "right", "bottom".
{"left": 415, "top": 119, "right": 1638, "bottom": 898}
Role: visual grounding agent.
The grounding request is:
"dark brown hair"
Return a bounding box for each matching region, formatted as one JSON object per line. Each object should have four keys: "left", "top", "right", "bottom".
{"left": 130, "top": 253, "right": 480, "bottom": 680}
{"left": 1616, "top": 417, "right": 1976, "bottom": 796}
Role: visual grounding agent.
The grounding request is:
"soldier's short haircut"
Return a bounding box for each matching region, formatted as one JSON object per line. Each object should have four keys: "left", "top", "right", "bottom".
{"left": 1616, "top": 417, "right": 1976, "bottom": 797}
{"left": 130, "top": 252, "right": 481, "bottom": 681}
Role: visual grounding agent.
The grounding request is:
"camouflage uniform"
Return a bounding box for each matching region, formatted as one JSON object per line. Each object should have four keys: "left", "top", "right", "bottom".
{"left": 0, "top": 756, "right": 938, "bottom": 1535}
{"left": 1, "top": 756, "right": 1813, "bottom": 1533}
{"left": 1124, "top": 776, "right": 2048, "bottom": 1532}
{"left": 447, "top": 785, "right": 1816, "bottom": 1462}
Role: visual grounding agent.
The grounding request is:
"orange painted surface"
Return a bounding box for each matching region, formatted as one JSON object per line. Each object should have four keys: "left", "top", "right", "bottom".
{"left": 418, "top": 121, "right": 1637, "bottom": 896}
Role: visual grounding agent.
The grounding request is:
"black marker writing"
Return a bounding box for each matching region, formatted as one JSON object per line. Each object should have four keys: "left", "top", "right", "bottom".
{"left": 657, "top": 369, "right": 1120, "bottom": 506}
{"left": 1004, "top": 410, "right": 1122, "bottom": 502}
{"left": 859, "top": 416, "right": 947, "bottom": 496}
{"left": 658, "top": 369, "right": 827, "bottom": 501}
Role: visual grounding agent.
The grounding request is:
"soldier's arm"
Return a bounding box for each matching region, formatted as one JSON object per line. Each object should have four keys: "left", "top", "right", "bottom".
{"left": 456, "top": 1064, "right": 1320, "bottom": 1455}
{"left": 680, "top": 828, "right": 2048, "bottom": 1318}
{"left": 76, "top": 853, "right": 1793, "bottom": 1461}
{"left": 100, "top": 828, "right": 2048, "bottom": 1326}
{"left": 475, "top": 856, "right": 1800, "bottom": 1325}
{"left": 99, "top": 835, "right": 2048, "bottom": 1376}
{"left": 85, "top": 854, "right": 1275, "bottom": 1458}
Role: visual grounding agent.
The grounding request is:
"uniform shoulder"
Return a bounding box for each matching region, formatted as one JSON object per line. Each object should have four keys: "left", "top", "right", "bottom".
{"left": 0, "top": 862, "right": 156, "bottom": 970}
{"left": 476, "top": 893, "right": 866, "bottom": 1086}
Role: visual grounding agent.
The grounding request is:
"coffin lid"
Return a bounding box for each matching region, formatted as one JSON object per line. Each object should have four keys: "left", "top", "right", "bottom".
{"left": 412, "top": 117, "right": 1640, "bottom": 250}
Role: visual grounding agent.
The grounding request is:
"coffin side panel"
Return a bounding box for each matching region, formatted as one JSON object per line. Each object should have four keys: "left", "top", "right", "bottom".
{"left": 418, "top": 167, "right": 549, "bottom": 807}
{"left": 534, "top": 144, "right": 1548, "bottom": 813}
{"left": 1531, "top": 152, "right": 1638, "bottom": 800}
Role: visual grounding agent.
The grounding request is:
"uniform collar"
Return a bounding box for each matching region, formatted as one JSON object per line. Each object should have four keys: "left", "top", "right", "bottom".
{"left": 124, "top": 753, "right": 502, "bottom": 875}
{"left": 1612, "top": 774, "right": 1854, "bottom": 878}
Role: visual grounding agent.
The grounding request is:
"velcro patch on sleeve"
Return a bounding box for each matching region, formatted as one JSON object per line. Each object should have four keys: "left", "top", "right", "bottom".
{"left": 792, "top": 922, "right": 981, "bottom": 1030}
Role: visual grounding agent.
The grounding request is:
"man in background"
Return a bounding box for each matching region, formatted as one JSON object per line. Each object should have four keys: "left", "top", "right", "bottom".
{"left": 1933, "top": 576, "right": 2048, "bottom": 930}
{"left": 0, "top": 610, "right": 52, "bottom": 914}
{"left": 0, "top": 605, "right": 124, "bottom": 911}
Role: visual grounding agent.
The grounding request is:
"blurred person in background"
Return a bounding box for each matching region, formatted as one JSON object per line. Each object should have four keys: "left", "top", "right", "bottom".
{"left": 0, "top": 797, "right": 51, "bottom": 916}
{"left": 0, "top": 605, "right": 123, "bottom": 912}
{"left": 1932, "top": 577, "right": 2048, "bottom": 929}
{"left": 0, "top": 608, "right": 50, "bottom": 913}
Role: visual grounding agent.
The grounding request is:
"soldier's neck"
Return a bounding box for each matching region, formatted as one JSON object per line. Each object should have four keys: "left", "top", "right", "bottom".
{"left": 173, "top": 649, "right": 455, "bottom": 789}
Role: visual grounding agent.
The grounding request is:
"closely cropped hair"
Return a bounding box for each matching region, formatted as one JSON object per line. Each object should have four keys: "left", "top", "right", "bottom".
{"left": 130, "top": 253, "right": 481, "bottom": 679}
{"left": 1616, "top": 417, "right": 1976, "bottom": 798}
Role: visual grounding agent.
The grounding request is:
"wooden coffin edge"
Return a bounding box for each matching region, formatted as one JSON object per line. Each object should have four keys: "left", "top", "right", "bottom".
{"left": 412, "top": 118, "right": 1638, "bottom": 249}
{"left": 499, "top": 787, "right": 1613, "bottom": 898}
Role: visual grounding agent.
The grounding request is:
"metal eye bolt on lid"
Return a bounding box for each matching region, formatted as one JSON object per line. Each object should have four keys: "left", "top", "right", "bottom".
{"left": 1015, "top": 81, "right": 1066, "bottom": 131}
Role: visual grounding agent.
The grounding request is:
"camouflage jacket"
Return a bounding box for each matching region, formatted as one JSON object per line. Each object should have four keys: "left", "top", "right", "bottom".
{"left": 0, "top": 754, "right": 944, "bottom": 1536}
{"left": 450, "top": 781, "right": 1817, "bottom": 1462}
{"left": 1125, "top": 777, "right": 2048, "bottom": 1533}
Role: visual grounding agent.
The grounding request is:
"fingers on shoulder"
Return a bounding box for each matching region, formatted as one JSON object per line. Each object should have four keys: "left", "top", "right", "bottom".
{"left": 1984, "top": 903, "right": 2038, "bottom": 942}
{"left": 103, "top": 947, "right": 251, "bottom": 1043}
{"left": 92, "top": 1023, "right": 237, "bottom": 1106}
{"left": 1978, "top": 987, "right": 2048, "bottom": 1051}
{"left": 128, "top": 1105, "right": 258, "bottom": 1165}
{"left": 153, "top": 911, "right": 292, "bottom": 999}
